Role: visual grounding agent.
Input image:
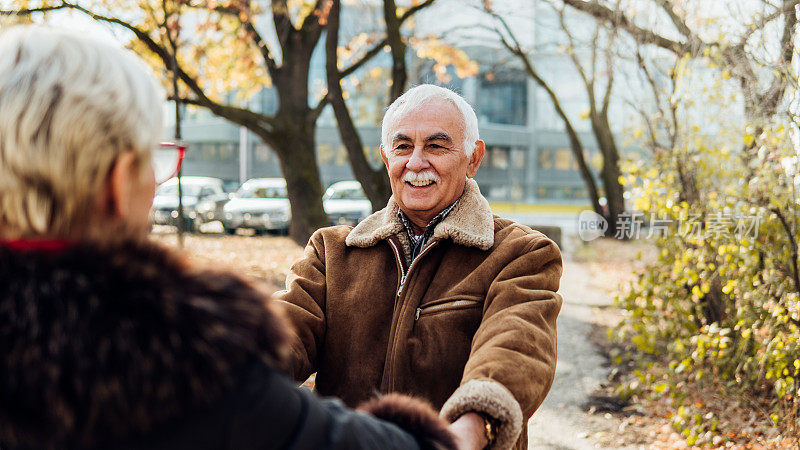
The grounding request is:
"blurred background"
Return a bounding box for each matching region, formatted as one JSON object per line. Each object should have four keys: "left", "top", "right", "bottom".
{"left": 3, "top": 0, "right": 800, "bottom": 447}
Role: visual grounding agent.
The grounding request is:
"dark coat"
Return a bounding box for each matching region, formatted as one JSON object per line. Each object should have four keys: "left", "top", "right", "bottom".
{"left": 0, "top": 240, "right": 455, "bottom": 450}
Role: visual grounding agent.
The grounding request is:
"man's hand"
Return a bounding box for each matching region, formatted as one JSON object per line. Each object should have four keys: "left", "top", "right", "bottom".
{"left": 448, "top": 412, "right": 488, "bottom": 450}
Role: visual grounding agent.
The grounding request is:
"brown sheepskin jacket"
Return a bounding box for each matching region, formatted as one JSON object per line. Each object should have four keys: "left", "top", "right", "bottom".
{"left": 279, "top": 179, "right": 563, "bottom": 450}
{"left": 0, "top": 239, "right": 456, "bottom": 450}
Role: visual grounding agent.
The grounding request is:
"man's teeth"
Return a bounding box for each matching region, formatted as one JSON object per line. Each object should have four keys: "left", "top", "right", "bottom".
{"left": 407, "top": 180, "right": 435, "bottom": 187}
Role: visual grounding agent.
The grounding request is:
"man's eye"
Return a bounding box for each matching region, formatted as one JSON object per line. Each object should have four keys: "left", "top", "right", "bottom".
{"left": 395, "top": 144, "right": 411, "bottom": 150}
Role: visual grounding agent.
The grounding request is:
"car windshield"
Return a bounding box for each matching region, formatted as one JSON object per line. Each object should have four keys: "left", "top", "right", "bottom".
{"left": 239, "top": 185, "right": 288, "bottom": 199}
{"left": 156, "top": 184, "right": 203, "bottom": 197}
{"left": 324, "top": 187, "right": 367, "bottom": 201}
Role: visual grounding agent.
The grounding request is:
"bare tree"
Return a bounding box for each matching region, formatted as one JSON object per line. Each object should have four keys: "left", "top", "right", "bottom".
{"left": 484, "top": 3, "right": 626, "bottom": 236}
{"left": 325, "top": 0, "right": 435, "bottom": 210}
{"left": 1, "top": 0, "right": 433, "bottom": 243}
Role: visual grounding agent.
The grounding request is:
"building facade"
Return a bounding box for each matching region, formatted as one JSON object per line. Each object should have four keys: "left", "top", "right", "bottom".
{"left": 173, "top": 2, "right": 632, "bottom": 203}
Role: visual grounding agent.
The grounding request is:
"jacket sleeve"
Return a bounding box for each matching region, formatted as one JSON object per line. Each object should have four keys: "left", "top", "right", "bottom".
{"left": 440, "top": 233, "right": 562, "bottom": 450}
{"left": 275, "top": 230, "right": 328, "bottom": 381}
{"left": 226, "top": 361, "right": 456, "bottom": 450}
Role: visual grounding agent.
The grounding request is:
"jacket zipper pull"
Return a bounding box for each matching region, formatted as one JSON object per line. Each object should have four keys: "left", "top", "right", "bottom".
{"left": 415, "top": 307, "right": 421, "bottom": 321}
{"left": 397, "top": 274, "right": 406, "bottom": 296}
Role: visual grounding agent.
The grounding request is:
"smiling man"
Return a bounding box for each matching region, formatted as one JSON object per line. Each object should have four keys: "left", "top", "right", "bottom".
{"left": 278, "top": 85, "right": 563, "bottom": 450}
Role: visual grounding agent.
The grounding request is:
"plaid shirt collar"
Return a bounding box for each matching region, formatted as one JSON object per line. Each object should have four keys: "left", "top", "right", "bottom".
{"left": 398, "top": 199, "right": 459, "bottom": 262}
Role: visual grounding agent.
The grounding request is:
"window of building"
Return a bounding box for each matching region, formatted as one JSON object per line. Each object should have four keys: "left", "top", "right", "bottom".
{"left": 336, "top": 145, "right": 348, "bottom": 166}
{"left": 491, "top": 146, "right": 509, "bottom": 169}
{"left": 254, "top": 144, "right": 272, "bottom": 163}
{"left": 219, "top": 143, "right": 235, "bottom": 161}
{"left": 554, "top": 149, "right": 572, "bottom": 170}
{"left": 476, "top": 71, "right": 527, "bottom": 126}
{"left": 538, "top": 149, "right": 553, "bottom": 169}
{"left": 318, "top": 144, "right": 334, "bottom": 165}
{"left": 511, "top": 148, "right": 526, "bottom": 168}
{"left": 537, "top": 186, "right": 549, "bottom": 198}
{"left": 363, "top": 145, "right": 381, "bottom": 166}
{"left": 488, "top": 184, "right": 508, "bottom": 200}
{"left": 590, "top": 151, "right": 603, "bottom": 171}
{"left": 202, "top": 143, "right": 218, "bottom": 161}
{"left": 510, "top": 183, "right": 524, "bottom": 200}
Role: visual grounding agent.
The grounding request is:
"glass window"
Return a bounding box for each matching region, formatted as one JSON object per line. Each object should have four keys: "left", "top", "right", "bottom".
{"left": 511, "top": 148, "right": 526, "bottom": 168}
{"left": 539, "top": 149, "right": 553, "bottom": 169}
{"left": 318, "top": 144, "right": 334, "bottom": 165}
{"left": 554, "top": 149, "right": 572, "bottom": 170}
{"left": 219, "top": 143, "right": 235, "bottom": 161}
{"left": 254, "top": 144, "right": 272, "bottom": 163}
{"left": 476, "top": 71, "right": 527, "bottom": 126}
{"left": 202, "top": 143, "right": 218, "bottom": 161}
{"left": 488, "top": 185, "right": 508, "bottom": 200}
{"left": 590, "top": 151, "right": 603, "bottom": 171}
{"left": 491, "top": 146, "right": 509, "bottom": 169}
{"left": 363, "top": 145, "right": 380, "bottom": 165}
{"left": 240, "top": 185, "right": 288, "bottom": 199}
{"left": 511, "top": 183, "right": 524, "bottom": 200}
{"left": 336, "top": 145, "right": 348, "bottom": 166}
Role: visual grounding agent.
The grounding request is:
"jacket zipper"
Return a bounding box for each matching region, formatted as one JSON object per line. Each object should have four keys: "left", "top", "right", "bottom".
{"left": 414, "top": 299, "right": 481, "bottom": 321}
{"left": 388, "top": 239, "right": 407, "bottom": 297}
{"left": 385, "top": 238, "right": 440, "bottom": 390}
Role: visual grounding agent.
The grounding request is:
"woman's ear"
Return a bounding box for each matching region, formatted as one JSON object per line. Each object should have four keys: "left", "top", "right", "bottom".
{"left": 106, "top": 151, "right": 139, "bottom": 220}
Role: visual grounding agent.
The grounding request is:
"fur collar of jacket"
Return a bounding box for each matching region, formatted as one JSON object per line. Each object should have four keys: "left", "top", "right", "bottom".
{"left": 0, "top": 239, "right": 289, "bottom": 449}
{"left": 345, "top": 178, "right": 495, "bottom": 251}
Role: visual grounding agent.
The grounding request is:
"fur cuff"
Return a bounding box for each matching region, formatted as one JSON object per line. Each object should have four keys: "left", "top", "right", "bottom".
{"left": 358, "top": 394, "right": 457, "bottom": 450}
{"left": 440, "top": 379, "right": 523, "bottom": 450}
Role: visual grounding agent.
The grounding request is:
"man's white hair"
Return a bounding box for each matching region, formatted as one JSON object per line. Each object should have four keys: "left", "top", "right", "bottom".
{"left": 381, "top": 84, "right": 480, "bottom": 156}
{"left": 0, "top": 25, "right": 164, "bottom": 238}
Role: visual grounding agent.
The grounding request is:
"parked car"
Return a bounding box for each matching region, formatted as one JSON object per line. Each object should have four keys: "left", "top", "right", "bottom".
{"left": 323, "top": 180, "right": 373, "bottom": 226}
{"left": 151, "top": 176, "right": 230, "bottom": 232}
{"left": 222, "top": 178, "right": 291, "bottom": 235}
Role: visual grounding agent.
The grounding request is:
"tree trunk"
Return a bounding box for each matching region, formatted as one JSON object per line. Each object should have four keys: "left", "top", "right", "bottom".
{"left": 592, "top": 112, "right": 625, "bottom": 238}
{"left": 270, "top": 30, "right": 330, "bottom": 244}
{"left": 271, "top": 120, "right": 329, "bottom": 243}
{"left": 325, "top": 0, "right": 391, "bottom": 210}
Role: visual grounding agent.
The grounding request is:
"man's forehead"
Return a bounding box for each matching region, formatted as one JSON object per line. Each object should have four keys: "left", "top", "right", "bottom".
{"left": 388, "top": 100, "right": 463, "bottom": 140}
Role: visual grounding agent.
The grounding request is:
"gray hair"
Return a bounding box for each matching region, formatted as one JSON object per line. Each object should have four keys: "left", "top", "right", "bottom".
{"left": 380, "top": 84, "right": 480, "bottom": 156}
{"left": 0, "top": 25, "right": 164, "bottom": 238}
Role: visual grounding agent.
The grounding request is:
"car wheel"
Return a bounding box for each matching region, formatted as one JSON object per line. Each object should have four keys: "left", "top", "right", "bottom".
{"left": 224, "top": 226, "right": 237, "bottom": 235}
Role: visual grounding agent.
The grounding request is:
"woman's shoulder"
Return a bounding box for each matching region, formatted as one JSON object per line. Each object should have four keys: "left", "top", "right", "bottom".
{"left": 0, "top": 239, "right": 289, "bottom": 449}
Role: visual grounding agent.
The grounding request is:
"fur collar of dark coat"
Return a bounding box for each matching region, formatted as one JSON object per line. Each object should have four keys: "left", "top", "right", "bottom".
{"left": 0, "top": 239, "right": 290, "bottom": 449}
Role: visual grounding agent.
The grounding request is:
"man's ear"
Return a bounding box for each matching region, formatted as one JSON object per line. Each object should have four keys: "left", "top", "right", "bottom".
{"left": 380, "top": 145, "right": 389, "bottom": 168}
{"left": 106, "top": 151, "right": 138, "bottom": 220}
{"left": 466, "top": 140, "right": 485, "bottom": 178}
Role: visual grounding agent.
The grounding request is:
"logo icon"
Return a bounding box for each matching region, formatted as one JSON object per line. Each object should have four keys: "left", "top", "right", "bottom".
{"left": 578, "top": 210, "right": 608, "bottom": 241}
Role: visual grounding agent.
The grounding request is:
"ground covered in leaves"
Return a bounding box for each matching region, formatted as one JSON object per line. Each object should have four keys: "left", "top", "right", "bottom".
{"left": 576, "top": 238, "right": 800, "bottom": 449}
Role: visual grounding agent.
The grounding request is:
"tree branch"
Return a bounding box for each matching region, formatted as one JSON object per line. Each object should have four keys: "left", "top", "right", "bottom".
{"left": 561, "top": 0, "right": 688, "bottom": 54}
{"left": 653, "top": 0, "right": 692, "bottom": 37}
{"left": 338, "top": 0, "right": 435, "bottom": 80}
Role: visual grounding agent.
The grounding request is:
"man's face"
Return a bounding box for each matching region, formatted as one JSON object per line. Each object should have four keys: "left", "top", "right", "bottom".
{"left": 380, "top": 100, "right": 484, "bottom": 227}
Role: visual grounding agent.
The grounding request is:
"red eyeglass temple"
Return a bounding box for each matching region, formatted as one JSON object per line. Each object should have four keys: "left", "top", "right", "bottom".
{"left": 175, "top": 146, "right": 186, "bottom": 175}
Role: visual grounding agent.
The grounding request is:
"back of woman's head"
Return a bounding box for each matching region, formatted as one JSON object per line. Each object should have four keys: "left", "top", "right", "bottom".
{"left": 0, "top": 26, "right": 163, "bottom": 239}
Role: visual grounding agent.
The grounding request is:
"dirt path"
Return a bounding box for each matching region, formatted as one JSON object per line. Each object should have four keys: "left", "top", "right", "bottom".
{"left": 527, "top": 256, "right": 640, "bottom": 450}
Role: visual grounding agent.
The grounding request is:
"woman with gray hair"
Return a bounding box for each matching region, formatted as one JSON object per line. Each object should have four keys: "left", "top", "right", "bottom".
{"left": 0, "top": 26, "right": 456, "bottom": 450}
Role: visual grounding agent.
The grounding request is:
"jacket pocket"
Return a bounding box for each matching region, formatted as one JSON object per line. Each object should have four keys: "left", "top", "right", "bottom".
{"left": 415, "top": 299, "right": 482, "bottom": 321}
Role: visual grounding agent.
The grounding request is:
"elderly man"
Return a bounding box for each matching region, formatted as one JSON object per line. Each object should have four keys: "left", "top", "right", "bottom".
{"left": 279, "top": 84, "right": 562, "bottom": 450}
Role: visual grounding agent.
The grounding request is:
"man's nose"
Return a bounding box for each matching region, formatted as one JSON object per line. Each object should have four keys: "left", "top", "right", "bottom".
{"left": 406, "top": 145, "right": 430, "bottom": 171}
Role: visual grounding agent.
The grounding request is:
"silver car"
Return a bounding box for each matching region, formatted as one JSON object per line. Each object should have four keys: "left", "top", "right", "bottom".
{"left": 151, "top": 176, "right": 229, "bottom": 232}
{"left": 222, "top": 178, "right": 291, "bottom": 235}
{"left": 323, "top": 180, "right": 373, "bottom": 226}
